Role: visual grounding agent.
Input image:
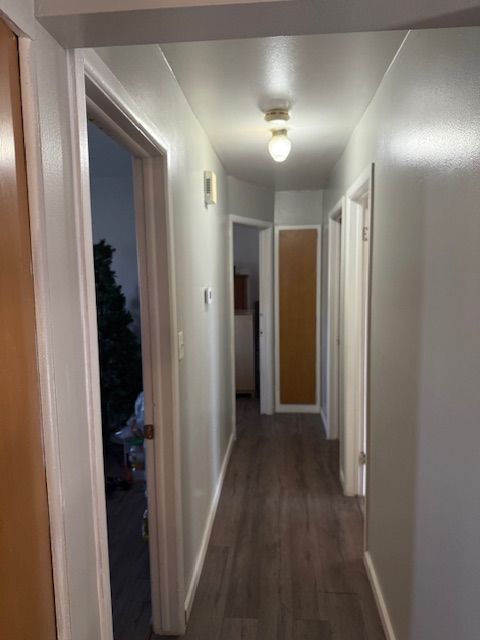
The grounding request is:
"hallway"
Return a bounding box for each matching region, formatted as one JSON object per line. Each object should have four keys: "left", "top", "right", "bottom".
{"left": 155, "top": 401, "right": 384, "bottom": 639}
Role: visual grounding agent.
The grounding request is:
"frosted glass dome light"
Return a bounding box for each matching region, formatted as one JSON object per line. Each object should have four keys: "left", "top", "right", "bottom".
{"left": 268, "top": 129, "right": 292, "bottom": 163}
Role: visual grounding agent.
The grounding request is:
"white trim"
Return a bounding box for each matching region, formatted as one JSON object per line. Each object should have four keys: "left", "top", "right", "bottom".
{"left": 184, "top": 430, "right": 236, "bottom": 618}
{"left": 68, "top": 49, "right": 115, "bottom": 640}
{"left": 275, "top": 225, "right": 322, "bottom": 413}
{"left": 342, "top": 165, "right": 373, "bottom": 498}
{"left": 19, "top": 38, "right": 72, "bottom": 640}
{"left": 228, "top": 220, "right": 237, "bottom": 433}
{"left": 230, "top": 214, "right": 272, "bottom": 228}
{"left": 339, "top": 467, "right": 346, "bottom": 492}
{"left": 228, "top": 214, "right": 274, "bottom": 419}
{"left": 79, "top": 49, "right": 185, "bottom": 635}
{"left": 277, "top": 403, "right": 321, "bottom": 414}
{"left": 347, "top": 163, "right": 374, "bottom": 203}
{"left": 83, "top": 50, "right": 171, "bottom": 156}
{"left": 326, "top": 197, "right": 345, "bottom": 440}
{"left": 364, "top": 551, "right": 397, "bottom": 640}
{"left": 259, "top": 227, "right": 274, "bottom": 415}
{"left": 320, "top": 406, "right": 328, "bottom": 436}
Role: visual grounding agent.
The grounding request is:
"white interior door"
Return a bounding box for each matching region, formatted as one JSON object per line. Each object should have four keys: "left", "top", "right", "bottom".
{"left": 259, "top": 226, "right": 274, "bottom": 415}
{"left": 358, "top": 198, "right": 371, "bottom": 499}
{"left": 133, "top": 157, "right": 186, "bottom": 634}
{"left": 327, "top": 205, "right": 343, "bottom": 441}
{"left": 341, "top": 165, "right": 373, "bottom": 498}
{"left": 339, "top": 214, "right": 347, "bottom": 485}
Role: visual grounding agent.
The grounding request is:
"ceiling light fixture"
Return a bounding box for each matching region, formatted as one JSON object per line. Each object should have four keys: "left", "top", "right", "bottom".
{"left": 268, "top": 129, "right": 292, "bottom": 163}
{"left": 265, "top": 109, "right": 291, "bottom": 163}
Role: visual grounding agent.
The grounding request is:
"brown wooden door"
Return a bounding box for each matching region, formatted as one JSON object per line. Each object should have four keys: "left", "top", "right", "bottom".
{"left": 0, "top": 19, "right": 57, "bottom": 639}
{"left": 278, "top": 228, "right": 318, "bottom": 405}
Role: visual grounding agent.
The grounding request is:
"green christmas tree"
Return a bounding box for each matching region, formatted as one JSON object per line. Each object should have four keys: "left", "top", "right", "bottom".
{"left": 94, "top": 240, "right": 142, "bottom": 444}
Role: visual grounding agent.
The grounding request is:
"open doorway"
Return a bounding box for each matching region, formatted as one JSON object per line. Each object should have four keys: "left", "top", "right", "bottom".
{"left": 229, "top": 216, "right": 274, "bottom": 429}
{"left": 88, "top": 120, "right": 150, "bottom": 640}
{"left": 233, "top": 224, "right": 261, "bottom": 423}
{"left": 330, "top": 166, "right": 373, "bottom": 505}
{"left": 80, "top": 51, "right": 186, "bottom": 637}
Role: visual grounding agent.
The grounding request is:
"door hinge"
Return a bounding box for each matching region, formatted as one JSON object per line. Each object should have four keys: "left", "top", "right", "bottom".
{"left": 362, "top": 226, "right": 369, "bottom": 242}
{"left": 359, "top": 451, "right": 367, "bottom": 465}
{"left": 144, "top": 424, "right": 154, "bottom": 440}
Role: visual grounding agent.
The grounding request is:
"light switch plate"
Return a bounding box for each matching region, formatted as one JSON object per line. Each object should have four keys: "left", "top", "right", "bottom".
{"left": 204, "top": 287, "right": 213, "bottom": 305}
{"left": 177, "top": 331, "right": 184, "bottom": 361}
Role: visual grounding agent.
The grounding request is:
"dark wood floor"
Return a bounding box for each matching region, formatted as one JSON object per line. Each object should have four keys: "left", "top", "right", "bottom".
{"left": 154, "top": 398, "right": 384, "bottom": 639}
{"left": 107, "top": 480, "right": 151, "bottom": 640}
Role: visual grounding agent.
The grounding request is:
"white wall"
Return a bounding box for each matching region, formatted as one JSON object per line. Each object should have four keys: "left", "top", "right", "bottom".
{"left": 233, "top": 225, "right": 260, "bottom": 308}
{"left": 227, "top": 174, "right": 274, "bottom": 222}
{"left": 324, "top": 27, "right": 480, "bottom": 640}
{"left": 274, "top": 189, "right": 323, "bottom": 225}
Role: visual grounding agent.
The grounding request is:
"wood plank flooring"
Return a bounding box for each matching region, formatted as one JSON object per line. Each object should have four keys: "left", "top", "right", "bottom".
{"left": 153, "top": 398, "right": 384, "bottom": 639}
{"left": 107, "top": 482, "right": 151, "bottom": 640}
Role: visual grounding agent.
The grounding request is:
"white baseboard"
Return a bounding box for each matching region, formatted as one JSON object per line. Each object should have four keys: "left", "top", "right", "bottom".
{"left": 320, "top": 406, "right": 328, "bottom": 437}
{"left": 275, "top": 403, "right": 321, "bottom": 413}
{"left": 364, "top": 551, "right": 397, "bottom": 640}
{"left": 184, "top": 429, "right": 235, "bottom": 619}
{"left": 339, "top": 467, "right": 345, "bottom": 492}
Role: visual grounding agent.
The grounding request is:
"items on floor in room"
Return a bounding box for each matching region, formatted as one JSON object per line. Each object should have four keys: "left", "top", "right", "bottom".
{"left": 105, "top": 390, "right": 151, "bottom": 637}
{"left": 113, "top": 391, "right": 146, "bottom": 485}
{"left": 105, "top": 392, "right": 149, "bottom": 541}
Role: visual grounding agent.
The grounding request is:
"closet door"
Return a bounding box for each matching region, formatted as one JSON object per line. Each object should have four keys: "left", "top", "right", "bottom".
{"left": 0, "top": 19, "right": 56, "bottom": 639}
{"left": 276, "top": 226, "right": 321, "bottom": 411}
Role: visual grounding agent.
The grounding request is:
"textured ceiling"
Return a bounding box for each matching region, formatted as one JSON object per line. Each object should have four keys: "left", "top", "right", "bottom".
{"left": 161, "top": 32, "right": 406, "bottom": 189}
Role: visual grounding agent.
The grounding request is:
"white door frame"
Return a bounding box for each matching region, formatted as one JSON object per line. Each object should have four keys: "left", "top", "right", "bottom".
{"left": 80, "top": 50, "right": 185, "bottom": 636}
{"left": 20, "top": 42, "right": 185, "bottom": 640}
{"left": 326, "top": 198, "right": 345, "bottom": 440}
{"left": 274, "top": 225, "right": 322, "bottom": 413}
{"left": 19, "top": 39, "right": 71, "bottom": 640}
{"left": 342, "top": 164, "right": 373, "bottom": 498}
{"left": 228, "top": 214, "right": 274, "bottom": 423}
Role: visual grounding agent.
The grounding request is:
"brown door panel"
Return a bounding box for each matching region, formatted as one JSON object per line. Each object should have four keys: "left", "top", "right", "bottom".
{"left": 0, "top": 19, "right": 57, "bottom": 640}
{"left": 279, "top": 229, "right": 318, "bottom": 405}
